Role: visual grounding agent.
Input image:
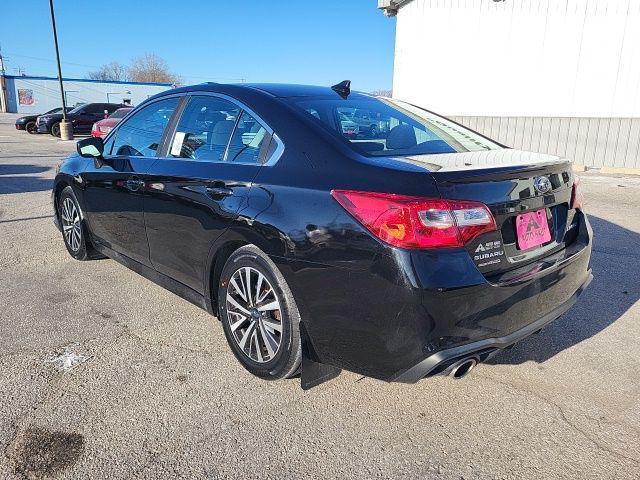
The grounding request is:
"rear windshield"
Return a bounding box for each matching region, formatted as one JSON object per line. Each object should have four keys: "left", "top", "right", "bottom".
{"left": 110, "top": 108, "right": 132, "bottom": 119}
{"left": 289, "top": 96, "right": 502, "bottom": 156}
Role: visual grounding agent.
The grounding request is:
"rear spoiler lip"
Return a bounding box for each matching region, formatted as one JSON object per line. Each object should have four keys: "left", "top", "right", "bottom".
{"left": 426, "top": 158, "right": 573, "bottom": 183}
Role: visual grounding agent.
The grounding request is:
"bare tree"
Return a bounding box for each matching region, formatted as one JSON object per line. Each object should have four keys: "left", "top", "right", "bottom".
{"left": 371, "top": 89, "right": 393, "bottom": 97}
{"left": 86, "top": 62, "right": 128, "bottom": 82}
{"left": 127, "top": 53, "right": 181, "bottom": 85}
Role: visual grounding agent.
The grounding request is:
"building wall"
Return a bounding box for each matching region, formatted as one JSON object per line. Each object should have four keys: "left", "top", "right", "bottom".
{"left": 449, "top": 116, "right": 640, "bottom": 171}
{"left": 3, "top": 76, "right": 173, "bottom": 114}
{"left": 393, "top": 0, "right": 640, "bottom": 171}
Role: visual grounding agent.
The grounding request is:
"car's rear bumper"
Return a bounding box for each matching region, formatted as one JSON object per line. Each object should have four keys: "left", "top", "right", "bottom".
{"left": 392, "top": 271, "right": 592, "bottom": 382}
{"left": 274, "top": 211, "right": 593, "bottom": 382}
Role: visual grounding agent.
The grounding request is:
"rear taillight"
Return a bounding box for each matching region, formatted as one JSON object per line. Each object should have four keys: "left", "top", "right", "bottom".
{"left": 571, "top": 177, "right": 584, "bottom": 210}
{"left": 331, "top": 190, "right": 496, "bottom": 249}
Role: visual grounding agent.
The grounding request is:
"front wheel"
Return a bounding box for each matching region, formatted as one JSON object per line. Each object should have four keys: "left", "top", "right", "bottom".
{"left": 25, "top": 121, "right": 37, "bottom": 134}
{"left": 218, "top": 245, "right": 302, "bottom": 379}
{"left": 50, "top": 122, "right": 61, "bottom": 137}
{"left": 58, "top": 186, "right": 103, "bottom": 260}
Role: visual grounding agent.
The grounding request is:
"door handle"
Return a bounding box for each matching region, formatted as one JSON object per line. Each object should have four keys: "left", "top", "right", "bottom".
{"left": 205, "top": 186, "right": 233, "bottom": 197}
{"left": 125, "top": 178, "right": 145, "bottom": 191}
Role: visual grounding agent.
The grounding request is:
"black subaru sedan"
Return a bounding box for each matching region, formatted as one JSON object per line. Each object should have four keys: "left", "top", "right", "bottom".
{"left": 52, "top": 82, "right": 592, "bottom": 387}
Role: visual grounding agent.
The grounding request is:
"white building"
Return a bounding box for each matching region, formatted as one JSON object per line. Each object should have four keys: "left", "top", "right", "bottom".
{"left": 378, "top": 0, "right": 640, "bottom": 173}
{"left": 0, "top": 75, "right": 173, "bottom": 114}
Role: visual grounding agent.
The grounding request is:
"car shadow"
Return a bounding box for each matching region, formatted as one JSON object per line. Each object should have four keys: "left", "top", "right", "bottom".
{"left": 488, "top": 215, "right": 639, "bottom": 365}
{"left": 0, "top": 164, "right": 52, "bottom": 194}
{"left": 0, "top": 164, "right": 50, "bottom": 175}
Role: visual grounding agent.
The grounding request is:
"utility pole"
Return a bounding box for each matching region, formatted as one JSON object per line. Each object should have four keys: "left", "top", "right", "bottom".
{"left": 0, "top": 48, "right": 7, "bottom": 113}
{"left": 48, "top": 0, "right": 73, "bottom": 139}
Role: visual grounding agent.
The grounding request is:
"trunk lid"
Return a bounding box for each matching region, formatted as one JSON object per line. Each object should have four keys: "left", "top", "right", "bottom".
{"left": 392, "top": 149, "right": 579, "bottom": 276}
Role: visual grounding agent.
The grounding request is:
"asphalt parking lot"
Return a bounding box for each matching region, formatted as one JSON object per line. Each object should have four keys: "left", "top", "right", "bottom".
{"left": 0, "top": 112, "right": 639, "bottom": 479}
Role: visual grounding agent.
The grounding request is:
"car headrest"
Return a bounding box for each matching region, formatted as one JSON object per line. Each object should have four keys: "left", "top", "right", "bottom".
{"left": 201, "top": 111, "right": 226, "bottom": 124}
{"left": 355, "top": 142, "right": 385, "bottom": 153}
{"left": 210, "top": 120, "right": 235, "bottom": 145}
{"left": 386, "top": 124, "right": 417, "bottom": 150}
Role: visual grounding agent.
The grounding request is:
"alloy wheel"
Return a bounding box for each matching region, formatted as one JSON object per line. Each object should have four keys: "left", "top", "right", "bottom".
{"left": 61, "top": 197, "right": 82, "bottom": 252}
{"left": 225, "top": 266, "right": 283, "bottom": 363}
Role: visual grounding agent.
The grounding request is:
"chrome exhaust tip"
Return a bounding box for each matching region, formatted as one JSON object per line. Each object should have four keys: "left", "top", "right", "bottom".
{"left": 450, "top": 358, "right": 478, "bottom": 379}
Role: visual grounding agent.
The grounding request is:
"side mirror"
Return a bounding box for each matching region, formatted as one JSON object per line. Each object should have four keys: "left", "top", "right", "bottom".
{"left": 77, "top": 136, "right": 104, "bottom": 158}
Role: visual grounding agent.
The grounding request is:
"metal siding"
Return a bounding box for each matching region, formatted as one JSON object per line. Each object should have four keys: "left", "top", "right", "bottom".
{"left": 624, "top": 120, "right": 640, "bottom": 168}
{"left": 614, "top": 119, "right": 632, "bottom": 167}
{"left": 593, "top": 118, "right": 611, "bottom": 167}
{"left": 574, "top": 118, "right": 590, "bottom": 165}
{"left": 451, "top": 115, "right": 640, "bottom": 169}
{"left": 583, "top": 118, "right": 599, "bottom": 166}
{"left": 603, "top": 118, "right": 622, "bottom": 167}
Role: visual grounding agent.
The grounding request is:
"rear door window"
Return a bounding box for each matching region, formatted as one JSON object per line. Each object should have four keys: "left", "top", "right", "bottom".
{"left": 168, "top": 96, "right": 240, "bottom": 161}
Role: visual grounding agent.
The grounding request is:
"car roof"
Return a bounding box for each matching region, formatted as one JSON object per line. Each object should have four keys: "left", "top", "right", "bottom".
{"left": 244, "top": 83, "right": 371, "bottom": 98}
{"left": 162, "top": 82, "right": 372, "bottom": 100}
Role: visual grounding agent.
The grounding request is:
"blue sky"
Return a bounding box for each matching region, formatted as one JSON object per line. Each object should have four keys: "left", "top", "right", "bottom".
{"left": 0, "top": 0, "right": 395, "bottom": 92}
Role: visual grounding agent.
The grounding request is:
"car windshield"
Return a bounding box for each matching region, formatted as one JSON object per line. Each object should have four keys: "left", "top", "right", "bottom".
{"left": 68, "top": 104, "right": 87, "bottom": 114}
{"left": 45, "top": 108, "right": 63, "bottom": 115}
{"left": 290, "top": 96, "right": 502, "bottom": 156}
{"left": 109, "top": 109, "right": 131, "bottom": 119}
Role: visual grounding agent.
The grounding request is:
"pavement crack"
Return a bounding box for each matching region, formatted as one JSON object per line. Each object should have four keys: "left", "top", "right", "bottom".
{"left": 111, "top": 319, "right": 215, "bottom": 358}
{"left": 476, "top": 373, "right": 640, "bottom": 466}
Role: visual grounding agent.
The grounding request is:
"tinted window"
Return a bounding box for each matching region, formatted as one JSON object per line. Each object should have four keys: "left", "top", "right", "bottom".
{"left": 84, "top": 104, "right": 105, "bottom": 114}
{"left": 108, "top": 97, "right": 179, "bottom": 157}
{"left": 109, "top": 108, "right": 132, "bottom": 119}
{"left": 68, "top": 104, "right": 86, "bottom": 114}
{"left": 169, "top": 96, "right": 239, "bottom": 161}
{"left": 290, "top": 96, "right": 502, "bottom": 156}
{"left": 226, "top": 111, "right": 269, "bottom": 164}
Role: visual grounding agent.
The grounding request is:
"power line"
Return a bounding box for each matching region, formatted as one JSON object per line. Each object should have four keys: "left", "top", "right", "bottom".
{"left": 3, "top": 51, "right": 247, "bottom": 83}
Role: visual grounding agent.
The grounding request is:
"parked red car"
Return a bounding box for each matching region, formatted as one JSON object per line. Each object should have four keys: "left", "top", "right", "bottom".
{"left": 90, "top": 107, "right": 133, "bottom": 138}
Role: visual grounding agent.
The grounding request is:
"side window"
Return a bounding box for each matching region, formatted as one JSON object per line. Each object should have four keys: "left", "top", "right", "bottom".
{"left": 85, "top": 104, "right": 104, "bottom": 114}
{"left": 109, "top": 97, "right": 179, "bottom": 157}
{"left": 169, "top": 96, "right": 239, "bottom": 161}
{"left": 226, "top": 111, "right": 269, "bottom": 164}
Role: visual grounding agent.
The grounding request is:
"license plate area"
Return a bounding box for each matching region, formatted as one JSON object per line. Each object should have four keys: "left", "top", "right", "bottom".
{"left": 516, "top": 209, "right": 552, "bottom": 250}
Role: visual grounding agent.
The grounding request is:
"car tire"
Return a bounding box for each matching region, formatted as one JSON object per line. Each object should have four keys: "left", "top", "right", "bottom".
{"left": 25, "top": 121, "right": 37, "bottom": 134}
{"left": 218, "top": 245, "right": 302, "bottom": 380}
{"left": 58, "top": 186, "right": 103, "bottom": 261}
{"left": 50, "top": 122, "right": 61, "bottom": 137}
